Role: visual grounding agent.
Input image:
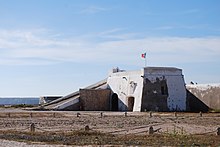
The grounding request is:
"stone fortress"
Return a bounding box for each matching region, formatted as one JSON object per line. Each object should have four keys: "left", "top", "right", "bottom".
{"left": 39, "top": 67, "right": 220, "bottom": 112}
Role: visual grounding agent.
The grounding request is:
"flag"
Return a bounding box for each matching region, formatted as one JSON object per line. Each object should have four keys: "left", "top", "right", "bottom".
{"left": 141, "top": 53, "right": 146, "bottom": 58}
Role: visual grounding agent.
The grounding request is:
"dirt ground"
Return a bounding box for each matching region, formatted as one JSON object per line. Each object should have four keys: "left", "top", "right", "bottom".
{"left": 0, "top": 108, "right": 220, "bottom": 146}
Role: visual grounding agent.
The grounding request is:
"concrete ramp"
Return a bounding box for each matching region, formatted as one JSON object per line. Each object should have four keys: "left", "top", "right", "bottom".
{"left": 39, "top": 79, "right": 107, "bottom": 110}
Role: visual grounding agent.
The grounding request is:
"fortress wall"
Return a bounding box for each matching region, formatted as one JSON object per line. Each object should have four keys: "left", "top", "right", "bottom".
{"left": 107, "top": 70, "right": 144, "bottom": 111}
{"left": 142, "top": 67, "right": 187, "bottom": 111}
{"left": 186, "top": 84, "right": 220, "bottom": 110}
{"left": 79, "top": 89, "right": 111, "bottom": 111}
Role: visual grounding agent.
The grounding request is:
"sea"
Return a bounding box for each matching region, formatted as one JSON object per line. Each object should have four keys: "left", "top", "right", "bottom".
{"left": 0, "top": 97, "right": 39, "bottom": 106}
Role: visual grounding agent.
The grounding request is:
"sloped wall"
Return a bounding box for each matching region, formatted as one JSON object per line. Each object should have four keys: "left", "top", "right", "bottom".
{"left": 186, "top": 89, "right": 209, "bottom": 112}
{"left": 186, "top": 84, "right": 220, "bottom": 110}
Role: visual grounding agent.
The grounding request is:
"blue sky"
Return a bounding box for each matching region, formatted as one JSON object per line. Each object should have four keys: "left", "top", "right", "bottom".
{"left": 0, "top": 0, "right": 220, "bottom": 96}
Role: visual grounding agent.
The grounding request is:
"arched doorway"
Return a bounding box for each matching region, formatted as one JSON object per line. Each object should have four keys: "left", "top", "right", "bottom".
{"left": 111, "top": 93, "right": 119, "bottom": 111}
{"left": 127, "top": 97, "right": 135, "bottom": 111}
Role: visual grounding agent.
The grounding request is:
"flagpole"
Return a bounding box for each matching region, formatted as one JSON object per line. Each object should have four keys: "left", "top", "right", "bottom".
{"left": 141, "top": 52, "right": 147, "bottom": 67}
{"left": 145, "top": 57, "right": 146, "bottom": 67}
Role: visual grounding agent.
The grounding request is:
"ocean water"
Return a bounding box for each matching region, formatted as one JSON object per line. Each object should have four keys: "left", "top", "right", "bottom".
{"left": 0, "top": 97, "right": 39, "bottom": 105}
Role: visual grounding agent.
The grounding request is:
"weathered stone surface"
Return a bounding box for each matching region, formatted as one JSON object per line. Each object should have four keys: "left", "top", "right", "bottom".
{"left": 187, "top": 84, "right": 220, "bottom": 111}
{"left": 141, "top": 77, "right": 169, "bottom": 111}
{"left": 80, "top": 89, "right": 111, "bottom": 111}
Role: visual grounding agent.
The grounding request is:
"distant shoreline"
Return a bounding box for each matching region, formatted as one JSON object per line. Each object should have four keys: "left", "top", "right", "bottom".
{"left": 0, "top": 97, "right": 39, "bottom": 106}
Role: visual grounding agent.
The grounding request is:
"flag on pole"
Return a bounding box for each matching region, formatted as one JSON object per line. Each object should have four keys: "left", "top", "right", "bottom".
{"left": 141, "top": 52, "right": 146, "bottom": 58}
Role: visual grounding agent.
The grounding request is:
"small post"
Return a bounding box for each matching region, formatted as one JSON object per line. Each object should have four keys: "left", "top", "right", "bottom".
{"left": 199, "top": 111, "right": 202, "bottom": 117}
{"left": 149, "top": 126, "right": 154, "bottom": 134}
{"left": 149, "top": 111, "right": 152, "bottom": 118}
{"left": 124, "top": 112, "right": 127, "bottom": 117}
{"left": 94, "top": 136, "right": 99, "bottom": 145}
{"left": 174, "top": 112, "right": 177, "bottom": 117}
{"left": 53, "top": 113, "right": 56, "bottom": 118}
{"left": 30, "top": 123, "right": 35, "bottom": 132}
{"left": 217, "top": 127, "right": 220, "bottom": 136}
{"left": 85, "top": 125, "right": 90, "bottom": 131}
{"left": 77, "top": 112, "right": 80, "bottom": 117}
{"left": 100, "top": 112, "right": 103, "bottom": 118}
{"left": 181, "top": 127, "right": 184, "bottom": 135}
{"left": 173, "top": 126, "right": 176, "bottom": 134}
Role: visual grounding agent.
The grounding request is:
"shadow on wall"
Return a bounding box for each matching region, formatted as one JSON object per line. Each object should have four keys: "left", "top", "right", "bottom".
{"left": 187, "top": 89, "right": 209, "bottom": 112}
{"left": 141, "top": 77, "right": 169, "bottom": 112}
{"left": 111, "top": 93, "right": 133, "bottom": 112}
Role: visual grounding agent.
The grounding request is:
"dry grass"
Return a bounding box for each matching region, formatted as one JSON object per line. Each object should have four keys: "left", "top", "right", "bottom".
{"left": 0, "top": 110, "right": 220, "bottom": 146}
{"left": 0, "top": 130, "right": 219, "bottom": 146}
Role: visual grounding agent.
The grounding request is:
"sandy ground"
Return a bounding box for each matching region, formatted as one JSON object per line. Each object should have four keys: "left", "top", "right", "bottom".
{"left": 0, "top": 110, "right": 219, "bottom": 135}
{"left": 0, "top": 139, "right": 72, "bottom": 147}
{"left": 0, "top": 139, "right": 120, "bottom": 147}
{"left": 0, "top": 108, "right": 220, "bottom": 146}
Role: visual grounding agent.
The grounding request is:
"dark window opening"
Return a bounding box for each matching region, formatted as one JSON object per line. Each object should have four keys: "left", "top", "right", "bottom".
{"left": 161, "top": 86, "right": 165, "bottom": 95}
{"left": 161, "top": 86, "right": 168, "bottom": 95}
